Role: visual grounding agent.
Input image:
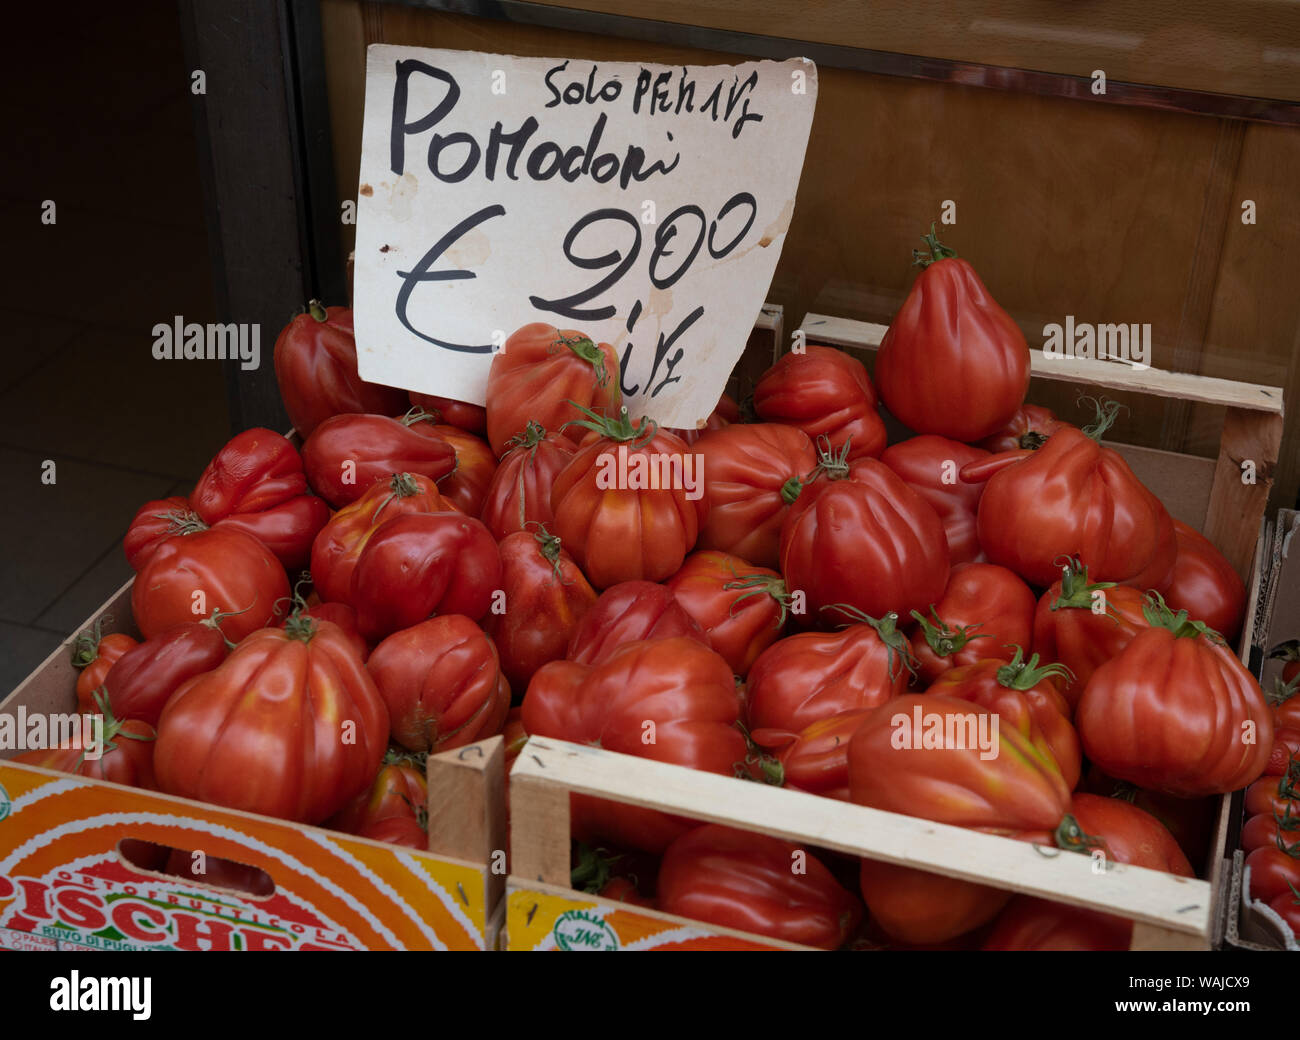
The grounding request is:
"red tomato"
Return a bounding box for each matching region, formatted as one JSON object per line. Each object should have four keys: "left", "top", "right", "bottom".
{"left": 983, "top": 897, "right": 1130, "bottom": 951}
{"left": 1246, "top": 845, "right": 1300, "bottom": 904}
{"left": 664, "top": 550, "right": 788, "bottom": 677}
{"left": 597, "top": 876, "right": 654, "bottom": 908}
{"left": 745, "top": 618, "right": 912, "bottom": 734}
{"left": 1269, "top": 673, "right": 1300, "bottom": 733}
{"left": 278, "top": 599, "right": 368, "bottom": 661}
{"left": 566, "top": 580, "right": 708, "bottom": 666}
{"left": 1030, "top": 557, "right": 1151, "bottom": 709}
{"left": 348, "top": 512, "right": 502, "bottom": 642}
{"left": 154, "top": 620, "right": 389, "bottom": 823}
{"left": 693, "top": 422, "right": 818, "bottom": 570}
{"left": 1077, "top": 614, "right": 1274, "bottom": 797}
{"left": 522, "top": 638, "right": 745, "bottom": 853}
{"left": 664, "top": 392, "right": 738, "bottom": 446}
{"left": 367, "top": 615, "right": 510, "bottom": 754}
{"left": 1161, "top": 520, "right": 1246, "bottom": 643}
{"left": 977, "top": 404, "right": 1069, "bottom": 453}
{"left": 102, "top": 615, "right": 231, "bottom": 727}
{"left": 71, "top": 623, "right": 137, "bottom": 710}
{"left": 328, "top": 750, "right": 428, "bottom": 836}
{"left": 484, "top": 528, "right": 597, "bottom": 692}
{"left": 1267, "top": 728, "right": 1300, "bottom": 776}
{"left": 1083, "top": 766, "right": 1217, "bottom": 869}
{"left": 753, "top": 345, "right": 885, "bottom": 461}
{"left": 408, "top": 391, "right": 486, "bottom": 435}
{"left": 924, "top": 649, "right": 1081, "bottom": 790}
{"left": 1245, "top": 769, "right": 1300, "bottom": 818}
{"left": 1268, "top": 888, "right": 1300, "bottom": 940}
{"left": 132, "top": 527, "right": 289, "bottom": 642}
{"left": 273, "top": 302, "right": 407, "bottom": 438}
{"left": 858, "top": 859, "right": 1012, "bottom": 946}
{"left": 1056, "top": 793, "right": 1194, "bottom": 875}
{"left": 310, "top": 472, "right": 452, "bottom": 604}
{"left": 550, "top": 409, "right": 705, "bottom": 588}
{"left": 360, "top": 815, "right": 428, "bottom": 848}
{"left": 302, "top": 412, "right": 457, "bottom": 508}
{"left": 848, "top": 694, "right": 1072, "bottom": 831}
{"left": 879, "top": 436, "right": 990, "bottom": 565}
{"left": 874, "top": 226, "right": 1030, "bottom": 442}
{"left": 1240, "top": 813, "right": 1300, "bottom": 854}
{"left": 485, "top": 323, "right": 621, "bottom": 457}
{"left": 909, "top": 562, "right": 1036, "bottom": 684}
{"left": 126, "top": 492, "right": 327, "bottom": 574}
{"left": 1271, "top": 641, "right": 1300, "bottom": 686}
{"left": 751, "top": 708, "right": 873, "bottom": 800}
{"left": 780, "top": 456, "right": 949, "bottom": 627}
{"left": 478, "top": 421, "right": 574, "bottom": 541}
{"left": 14, "top": 693, "right": 156, "bottom": 789}
{"left": 657, "top": 825, "right": 863, "bottom": 949}
{"left": 966, "top": 421, "right": 1176, "bottom": 591}
{"left": 414, "top": 423, "right": 497, "bottom": 516}
{"left": 190, "top": 427, "right": 306, "bottom": 521}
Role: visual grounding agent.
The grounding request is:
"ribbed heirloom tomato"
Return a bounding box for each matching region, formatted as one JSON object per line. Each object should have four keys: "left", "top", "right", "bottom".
{"left": 692, "top": 422, "right": 817, "bottom": 570}
{"left": 412, "top": 423, "right": 497, "bottom": 515}
{"left": 925, "top": 648, "right": 1081, "bottom": 790}
{"left": 1076, "top": 600, "right": 1273, "bottom": 797}
{"left": 879, "top": 436, "right": 991, "bottom": 565}
{"left": 1030, "top": 558, "right": 1151, "bottom": 709}
{"left": 367, "top": 615, "right": 510, "bottom": 753}
{"left": 983, "top": 897, "right": 1130, "bottom": 951}
{"left": 656, "top": 825, "right": 863, "bottom": 950}
{"left": 522, "top": 637, "right": 745, "bottom": 853}
{"left": 132, "top": 526, "right": 289, "bottom": 642}
{"left": 550, "top": 407, "right": 706, "bottom": 588}
{"left": 302, "top": 411, "right": 458, "bottom": 508}
{"left": 978, "top": 404, "right": 1069, "bottom": 453}
{"left": 745, "top": 616, "right": 913, "bottom": 734}
{"left": 753, "top": 345, "right": 885, "bottom": 461}
{"left": 328, "top": 749, "right": 429, "bottom": 838}
{"left": 664, "top": 550, "right": 789, "bottom": 677}
{"left": 310, "top": 472, "right": 453, "bottom": 605}
{"left": 965, "top": 412, "right": 1176, "bottom": 591}
{"left": 484, "top": 527, "right": 596, "bottom": 692}
{"left": 348, "top": 512, "right": 502, "bottom": 642}
{"left": 1162, "top": 519, "right": 1246, "bottom": 642}
{"left": 565, "top": 580, "right": 709, "bottom": 666}
{"left": 479, "top": 422, "right": 574, "bottom": 541}
{"left": 102, "top": 614, "right": 231, "bottom": 727}
{"left": 15, "top": 691, "right": 156, "bottom": 789}
{"left": 273, "top": 302, "right": 407, "bottom": 438}
{"left": 408, "top": 391, "right": 487, "bottom": 435}
{"left": 874, "top": 226, "right": 1031, "bottom": 442}
{"left": 485, "top": 323, "right": 621, "bottom": 457}
{"left": 909, "top": 562, "right": 1036, "bottom": 683}
{"left": 154, "top": 616, "right": 389, "bottom": 823}
{"left": 750, "top": 708, "right": 874, "bottom": 800}
{"left": 780, "top": 452, "right": 949, "bottom": 626}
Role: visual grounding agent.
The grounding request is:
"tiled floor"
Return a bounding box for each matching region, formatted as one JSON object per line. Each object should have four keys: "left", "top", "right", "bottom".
{"left": 0, "top": 7, "right": 231, "bottom": 691}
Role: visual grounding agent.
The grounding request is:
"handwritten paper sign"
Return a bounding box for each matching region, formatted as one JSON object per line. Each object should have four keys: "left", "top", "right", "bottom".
{"left": 354, "top": 45, "right": 817, "bottom": 428}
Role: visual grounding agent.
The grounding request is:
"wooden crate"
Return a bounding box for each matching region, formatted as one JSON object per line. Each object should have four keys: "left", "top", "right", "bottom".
{"left": 502, "top": 310, "right": 1284, "bottom": 952}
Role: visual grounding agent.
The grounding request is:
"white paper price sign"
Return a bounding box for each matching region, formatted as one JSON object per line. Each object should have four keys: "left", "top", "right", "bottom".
{"left": 354, "top": 45, "right": 818, "bottom": 428}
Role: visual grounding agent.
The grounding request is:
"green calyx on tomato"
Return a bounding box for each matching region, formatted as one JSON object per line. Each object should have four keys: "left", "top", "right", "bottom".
{"left": 275, "top": 579, "right": 319, "bottom": 644}
{"left": 819, "top": 605, "right": 918, "bottom": 681}
{"left": 1051, "top": 813, "right": 1109, "bottom": 861}
{"left": 1269, "top": 674, "right": 1300, "bottom": 710}
{"left": 1019, "top": 430, "right": 1050, "bottom": 450}
{"left": 524, "top": 521, "right": 565, "bottom": 579}
{"left": 733, "top": 721, "right": 785, "bottom": 787}
{"left": 553, "top": 332, "right": 610, "bottom": 386}
{"left": 570, "top": 842, "right": 625, "bottom": 893}
{"left": 86, "top": 687, "right": 156, "bottom": 769}
{"left": 399, "top": 405, "right": 438, "bottom": 428}
{"left": 1048, "top": 555, "right": 1119, "bottom": 612}
{"left": 371, "top": 471, "right": 427, "bottom": 520}
{"left": 723, "top": 571, "right": 793, "bottom": 626}
{"left": 808, "top": 434, "right": 852, "bottom": 482}
{"left": 911, "top": 221, "right": 959, "bottom": 269}
{"left": 505, "top": 420, "right": 549, "bottom": 457}
{"left": 1077, "top": 394, "right": 1124, "bottom": 442}
{"left": 994, "top": 645, "right": 1075, "bottom": 692}
{"left": 910, "top": 606, "right": 990, "bottom": 659}
{"left": 71, "top": 617, "right": 111, "bottom": 669}
{"left": 1140, "top": 591, "right": 1225, "bottom": 644}
{"left": 306, "top": 299, "right": 328, "bottom": 322}
{"left": 561, "top": 401, "right": 656, "bottom": 447}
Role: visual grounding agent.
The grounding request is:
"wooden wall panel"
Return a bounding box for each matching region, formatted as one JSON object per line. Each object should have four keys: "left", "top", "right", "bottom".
{"left": 318, "top": 2, "right": 1299, "bottom": 510}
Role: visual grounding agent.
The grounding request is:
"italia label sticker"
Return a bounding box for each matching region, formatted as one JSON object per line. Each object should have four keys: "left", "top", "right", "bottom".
{"left": 552, "top": 909, "right": 619, "bottom": 951}
{"left": 0, "top": 782, "right": 10, "bottom": 824}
